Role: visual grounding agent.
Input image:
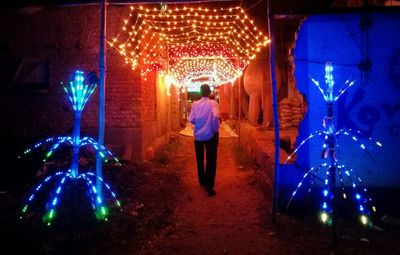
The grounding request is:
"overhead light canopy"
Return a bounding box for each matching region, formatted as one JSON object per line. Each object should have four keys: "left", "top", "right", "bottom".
{"left": 110, "top": 4, "right": 270, "bottom": 87}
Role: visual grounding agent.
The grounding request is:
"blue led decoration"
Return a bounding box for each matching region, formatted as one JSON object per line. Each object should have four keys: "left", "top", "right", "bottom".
{"left": 62, "top": 70, "right": 97, "bottom": 112}
{"left": 20, "top": 70, "right": 121, "bottom": 226}
{"left": 285, "top": 63, "right": 382, "bottom": 228}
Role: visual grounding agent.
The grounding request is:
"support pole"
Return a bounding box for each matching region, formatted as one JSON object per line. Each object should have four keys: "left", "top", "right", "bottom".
{"left": 71, "top": 112, "right": 82, "bottom": 178}
{"left": 268, "top": 0, "right": 281, "bottom": 224}
{"left": 238, "top": 76, "right": 241, "bottom": 144}
{"left": 326, "top": 102, "right": 338, "bottom": 252}
{"left": 96, "top": 0, "right": 106, "bottom": 196}
{"left": 230, "top": 82, "right": 234, "bottom": 121}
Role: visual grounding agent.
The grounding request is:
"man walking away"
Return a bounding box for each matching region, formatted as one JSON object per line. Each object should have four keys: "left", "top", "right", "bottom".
{"left": 189, "top": 84, "right": 220, "bottom": 196}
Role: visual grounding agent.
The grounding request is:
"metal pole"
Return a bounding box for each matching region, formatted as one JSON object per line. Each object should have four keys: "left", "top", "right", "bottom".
{"left": 268, "top": 0, "right": 281, "bottom": 224}
{"left": 96, "top": 0, "right": 106, "bottom": 196}
{"left": 166, "top": 77, "right": 169, "bottom": 145}
{"left": 72, "top": 112, "right": 82, "bottom": 178}
{"left": 71, "top": 111, "right": 81, "bottom": 247}
{"left": 238, "top": 76, "right": 241, "bottom": 144}
{"left": 326, "top": 102, "right": 338, "bottom": 252}
{"left": 230, "top": 82, "right": 234, "bottom": 121}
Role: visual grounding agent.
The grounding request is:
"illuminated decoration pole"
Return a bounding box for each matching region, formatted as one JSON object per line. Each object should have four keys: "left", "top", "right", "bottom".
{"left": 68, "top": 71, "right": 96, "bottom": 178}
{"left": 20, "top": 70, "right": 121, "bottom": 225}
{"left": 71, "top": 115, "right": 80, "bottom": 173}
{"left": 71, "top": 75, "right": 82, "bottom": 178}
{"left": 284, "top": 63, "right": 382, "bottom": 251}
{"left": 97, "top": 0, "right": 107, "bottom": 196}
{"left": 324, "top": 63, "right": 338, "bottom": 251}
{"left": 268, "top": 0, "right": 280, "bottom": 224}
{"left": 70, "top": 72, "right": 83, "bottom": 232}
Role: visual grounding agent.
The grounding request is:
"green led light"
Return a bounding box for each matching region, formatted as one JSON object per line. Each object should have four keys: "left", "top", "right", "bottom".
{"left": 22, "top": 205, "right": 28, "bottom": 213}
{"left": 95, "top": 206, "right": 108, "bottom": 221}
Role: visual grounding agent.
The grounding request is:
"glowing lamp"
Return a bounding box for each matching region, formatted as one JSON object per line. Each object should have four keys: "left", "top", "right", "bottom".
{"left": 285, "top": 63, "right": 382, "bottom": 230}
{"left": 20, "top": 70, "right": 121, "bottom": 226}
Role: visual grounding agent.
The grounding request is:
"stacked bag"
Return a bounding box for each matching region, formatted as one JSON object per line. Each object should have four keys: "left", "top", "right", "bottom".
{"left": 278, "top": 97, "right": 304, "bottom": 129}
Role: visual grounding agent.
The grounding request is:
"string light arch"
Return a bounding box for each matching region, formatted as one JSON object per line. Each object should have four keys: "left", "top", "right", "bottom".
{"left": 170, "top": 56, "right": 241, "bottom": 87}
{"left": 109, "top": 3, "right": 270, "bottom": 87}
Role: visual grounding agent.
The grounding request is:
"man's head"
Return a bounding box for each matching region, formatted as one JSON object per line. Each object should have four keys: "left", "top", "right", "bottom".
{"left": 200, "top": 84, "right": 211, "bottom": 97}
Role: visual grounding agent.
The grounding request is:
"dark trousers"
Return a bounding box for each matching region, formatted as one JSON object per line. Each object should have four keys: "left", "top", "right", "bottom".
{"left": 194, "top": 133, "right": 219, "bottom": 190}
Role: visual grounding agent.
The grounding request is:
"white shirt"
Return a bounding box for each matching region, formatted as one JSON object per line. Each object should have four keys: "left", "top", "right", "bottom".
{"left": 189, "top": 97, "right": 220, "bottom": 141}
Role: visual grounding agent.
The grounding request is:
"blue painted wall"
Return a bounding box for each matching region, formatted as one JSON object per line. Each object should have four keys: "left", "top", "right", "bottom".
{"left": 283, "top": 12, "right": 400, "bottom": 188}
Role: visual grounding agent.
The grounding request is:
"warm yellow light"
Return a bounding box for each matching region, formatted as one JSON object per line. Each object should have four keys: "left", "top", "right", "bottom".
{"left": 111, "top": 4, "right": 269, "bottom": 74}
{"left": 360, "top": 215, "right": 368, "bottom": 225}
{"left": 164, "top": 74, "right": 174, "bottom": 86}
{"left": 320, "top": 212, "right": 329, "bottom": 223}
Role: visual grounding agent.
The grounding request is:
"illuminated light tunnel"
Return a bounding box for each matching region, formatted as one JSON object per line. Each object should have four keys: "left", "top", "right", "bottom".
{"left": 109, "top": 4, "right": 270, "bottom": 86}
{"left": 169, "top": 56, "right": 242, "bottom": 87}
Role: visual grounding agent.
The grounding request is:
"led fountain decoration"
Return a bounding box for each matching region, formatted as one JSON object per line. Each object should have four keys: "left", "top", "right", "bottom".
{"left": 285, "top": 63, "right": 382, "bottom": 250}
{"left": 19, "top": 70, "right": 121, "bottom": 226}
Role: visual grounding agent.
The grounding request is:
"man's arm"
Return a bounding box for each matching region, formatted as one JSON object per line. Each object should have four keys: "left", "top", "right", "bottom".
{"left": 189, "top": 104, "right": 195, "bottom": 124}
{"left": 212, "top": 101, "right": 220, "bottom": 132}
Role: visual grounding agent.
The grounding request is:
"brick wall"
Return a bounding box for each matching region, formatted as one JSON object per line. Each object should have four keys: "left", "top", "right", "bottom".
{"left": 0, "top": 5, "right": 180, "bottom": 161}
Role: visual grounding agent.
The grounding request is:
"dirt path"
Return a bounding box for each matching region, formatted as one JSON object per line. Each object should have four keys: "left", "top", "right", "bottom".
{"left": 141, "top": 135, "right": 284, "bottom": 255}
{"left": 4, "top": 133, "right": 400, "bottom": 255}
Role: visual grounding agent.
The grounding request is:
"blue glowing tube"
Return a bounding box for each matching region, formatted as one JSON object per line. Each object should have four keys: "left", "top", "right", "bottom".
{"left": 284, "top": 130, "right": 328, "bottom": 163}
{"left": 43, "top": 137, "right": 73, "bottom": 162}
{"left": 335, "top": 128, "right": 383, "bottom": 148}
{"left": 19, "top": 137, "right": 70, "bottom": 158}
{"left": 79, "top": 137, "right": 121, "bottom": 164}
{"left": 42, "top": 173, "right": 72, "bottom": 226}
{"left": 286, "top": 163, "right": 328, "bottom": 211}
{"left": 21, "top": 171, "right": 66, "bottom": 216}
{"left": 79, "top": 173, "right": 105, "bottom": 214}
{"left": 86, "top": 172, "right": 121, "bottom": 208}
